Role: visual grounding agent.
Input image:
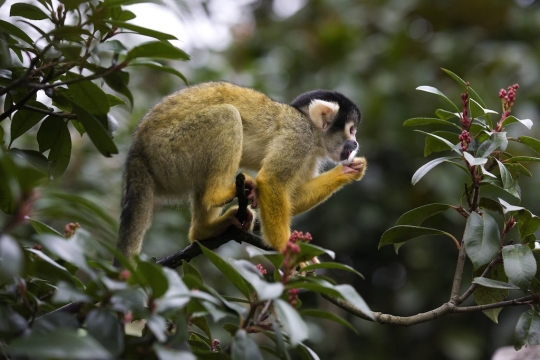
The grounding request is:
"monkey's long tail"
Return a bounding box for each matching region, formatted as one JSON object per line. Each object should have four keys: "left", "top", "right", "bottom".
{"left": 115, "top": 157, "right": 154, "bottom": 267}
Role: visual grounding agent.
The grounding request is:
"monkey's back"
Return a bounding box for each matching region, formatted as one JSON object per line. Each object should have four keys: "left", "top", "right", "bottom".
{"left": 126, "top": 82, "right": 307, "bottom": 198}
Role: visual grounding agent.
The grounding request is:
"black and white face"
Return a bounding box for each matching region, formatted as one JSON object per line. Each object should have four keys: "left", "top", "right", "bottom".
{"left": 291, "top": 90, "right": 361, "bottom": 164}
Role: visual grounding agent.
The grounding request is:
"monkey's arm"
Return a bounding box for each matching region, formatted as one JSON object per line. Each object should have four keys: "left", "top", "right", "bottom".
{"left": 291, "top": 157, "right": 366, "bottom": 216}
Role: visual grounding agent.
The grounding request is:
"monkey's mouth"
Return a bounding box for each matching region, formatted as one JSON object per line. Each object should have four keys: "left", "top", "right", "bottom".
{"left": 340, "top": 148, "right": 357, "bottom": 165}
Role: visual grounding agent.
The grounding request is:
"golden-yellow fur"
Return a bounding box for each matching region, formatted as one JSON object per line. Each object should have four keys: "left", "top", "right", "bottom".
{"left": 117, "top": 82, "right": 366, "bottom": 260}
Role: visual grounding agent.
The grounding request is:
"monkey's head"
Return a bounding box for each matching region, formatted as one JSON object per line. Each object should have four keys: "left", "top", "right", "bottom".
{"left": 291, "top": 90, "right": 361, "bottom": 164}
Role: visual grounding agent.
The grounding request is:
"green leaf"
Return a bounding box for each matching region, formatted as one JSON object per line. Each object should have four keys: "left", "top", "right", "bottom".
{"left": 182, "top": 260, "right": 203, "bottom": 287}
{"left": 104, "top": 20, "right": 177, "bottom": 40}
{"left": 147, "top": 315, "right": 167, "bottom": 342}
{"left": 469, "top": 99, "right": 498, "bottom": 127}
{"left": 10, "top": 3, "right": 49, "bottom": 20}
{"left": 8, "top": 148, "right": 49, "bottom": 174}
{"left": 514, "top": 309, "right": 540, "bottom": 350}
{"left": 274, "top": 299, "right": 309, "bottom": 346}
{"left": 67, "top": 79, "right": 110, "bottom": 116}
{"left": 518, "top": 136, "right": 540, "bottom": 155}
{"left": 96, "top": 40, "right": 127, "bottom": 54}
{"left": 28, "top": 218, "right": 63, "bottom": 236}
{"left": 411, "top": 156, "right": 460, "bottom": 185}
{"left": 106, "top": 94, "right": 125, "bottom": 107}
{"left": 476, "top": 132, "right": 508, "bottom": 158}
{"left": 507, "top": 156, "right": 540, "bottom": 162}
{"left": 502, "top": 244, "right": 537, "bottom": 292}
{"left": 300, "top": 309, "right": 357, "bottom": 334}
{"left": 403, "top": 117, "right": 461, "bottom": 130}
{"left": 0, "top": 19, "right": 33, "bottom": 44}
{"left": 37, "top": 234, "right": 94, "bottom": 277}
{"left": 45, "top": 119, "right": 71, "bottom": 178}
{"left": 7, "top": 329, "right": 112, "bottom": 359}
{"left": 518, "top": 210, "right": 540, "bottom": 242}
{"left": 396, "top": 203, "right": 453, "bottom": 226}
{"left": 0, "top": 235, "right": 24, "bottom": 281}
{"left": 37, "top": 117, "right": 62, "bottom": 152}
{"left": 463, "top": 152, "right": 487, "bottom": 166}
{"left": 191, "top": 317, "right": 212, "bottom": 344}
{"left": 479, "top": 197, "right": 503, "bottom": 215}
{"left": 126, "top": 41, "right": 190, "bottom": 61}
{"left": 229, "top": 259, "right": 284, "bottom": 300}
{"left": 473, "top": 264, "right": 510, "bottom": 323}
{"left": 472, "top": 276, "right": 518, "bottom": 290}
{"left": 502, "top": 116, "right": 533, "bottom": 130}
{"left": 333, "top": 284, "right": 373, "bottom": 320}
{"left": 71, "top": 103, "right": 118, "bottom": 157}
{"left": 231, "top": 329, "right": 263, "bottom": 360}
{"left": 379, "top": 225, "right": 458, "bottom": 250}
{"left": 48, "top": 26, "right": 91, "bottom": 42}
{"left": 135, "top": 259, "right": 169, "bottom": 298}
{"left": 424, "top": 131, "right": 459, "bottom": 157}
{"left": 496, "top": 159, "right": 514, "bottom": 189}
{"left": 199, "top": 244, "right": 251, "bottom": 299}
{"left": 300, "top": 262, "right": 364, "bottom": 279}
{"left": 416, "top": 130, "right": 461, "bottom": 155}
{"left": 441, "top": 68, "right": 487, "bottom": 107}
{"left": 463, "top": 212, "right": 500, "bottom": 269}
{"left": 244, "top": 245, "right": 284, "bottom": 270}
{"left": 435, "top": 108, "right": 459, "bottom": 120}
{"left": 498, "top": 198, "right": 523, "bottom": 214}
{"left": 129, "top": 60, "right": 188, "bottom": 84}
{"left": 298, "top": 242, "right": 335, "bottom": 260}
{"left": 416, "top": 85, "right": 461, "bottom": 113}
{"left": 102, "top": 70, "right": 133, "bottom": 107}
{"left": 10, "top": 100, "right": 49, "bottom": 144}
{"left": 86, "top": 309, "right": 123, "bottom": 356}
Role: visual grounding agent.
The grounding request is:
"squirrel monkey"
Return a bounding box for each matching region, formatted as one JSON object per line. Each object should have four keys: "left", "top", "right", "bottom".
{"left": 117, "top": 82, "right": 366, "bottom": 261}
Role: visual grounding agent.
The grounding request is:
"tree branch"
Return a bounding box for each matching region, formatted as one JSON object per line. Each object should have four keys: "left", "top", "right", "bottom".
{"left": 22, "top": 105, "right": 76, "bottom": 119}
{"left": 156, "top": 173, "right": 272, "bottom": 268}
{"left": 322, "top": 293, "right": 539, "bottom": 326}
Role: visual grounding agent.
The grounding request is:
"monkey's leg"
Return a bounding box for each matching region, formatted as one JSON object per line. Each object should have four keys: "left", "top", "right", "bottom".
{"left": 188, "top": 104, "right": 254, "bottom": 241}
{"left": 189, "top": 200, "right": 254, "bottom": 241}
{"left": 256, "top": 173, "right": 291, "bottom": 251}
{"left": 292, "top": 157, "right": 366, "bottom": 215}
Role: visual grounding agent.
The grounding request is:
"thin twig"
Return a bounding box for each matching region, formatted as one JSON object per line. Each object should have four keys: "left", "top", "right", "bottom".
{"left": 22, "top": 105, "right": 76, "bottom": 119}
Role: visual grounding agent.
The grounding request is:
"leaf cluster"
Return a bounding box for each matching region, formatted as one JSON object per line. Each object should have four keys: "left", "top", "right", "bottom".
{"left": 1, "top": 0, "right": 189, "bottom": 179}
{"left": 379, "top": 69, "right": 540, "bottom": 349}
{"left": 0, "top": 197, "right": 370, "bottom": 359}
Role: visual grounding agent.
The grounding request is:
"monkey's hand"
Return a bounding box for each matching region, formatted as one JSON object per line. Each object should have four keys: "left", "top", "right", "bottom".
{"left": 244, "top": 178, "right": 258, "bottom": 208}
{"left": 341, "top": 157, "right": 367, "bottom": 181}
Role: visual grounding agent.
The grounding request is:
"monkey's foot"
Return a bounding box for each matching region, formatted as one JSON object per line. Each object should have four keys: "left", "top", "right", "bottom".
{"left": 231, "top": 207, "right": 255, "bottom": 232}
{"left": 244, "top": 178, "right": 258, "bottom": 208}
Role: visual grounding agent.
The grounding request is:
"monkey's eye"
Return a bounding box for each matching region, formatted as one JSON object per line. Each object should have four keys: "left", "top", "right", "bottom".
{"left": 349, "top": 126, "right": 355, "bottom": 135}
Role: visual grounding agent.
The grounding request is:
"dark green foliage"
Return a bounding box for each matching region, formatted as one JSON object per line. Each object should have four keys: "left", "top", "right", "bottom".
{"left": 377, "top": 70, "right": 540, "bottom": 346}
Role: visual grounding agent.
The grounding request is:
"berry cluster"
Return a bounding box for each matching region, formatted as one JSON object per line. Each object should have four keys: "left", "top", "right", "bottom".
{"left": 459, "top": 130, "right": 471, "bottom": 152}
{"left": 496, "top": 83, "right": 520, "bottom": 131}
{"left": 256, "top": 263, "right": 267, "bottom": 276}
{"left": 283, "top": 231, "right": 312, "bottom": 255}
{"left": 499, "top": 84, "right": 519, "bottom": 112}
{"left": 288, "top": 288, "right": 300, "bottom": 306}
{"left": 63, "top": 222, "right": 80, "bottom": 238}
{"left": 289, "top": 230, "right": 312, "bottom": 243}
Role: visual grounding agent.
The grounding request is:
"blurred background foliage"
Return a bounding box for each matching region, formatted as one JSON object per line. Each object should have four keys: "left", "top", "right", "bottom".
{"left": 3, "top": 0, "right": 540, "bottom": 359}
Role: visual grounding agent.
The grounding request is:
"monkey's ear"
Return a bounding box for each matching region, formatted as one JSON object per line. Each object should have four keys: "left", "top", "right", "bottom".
{"left": 308, "top": 100, "right": 340, "bottom": 130}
